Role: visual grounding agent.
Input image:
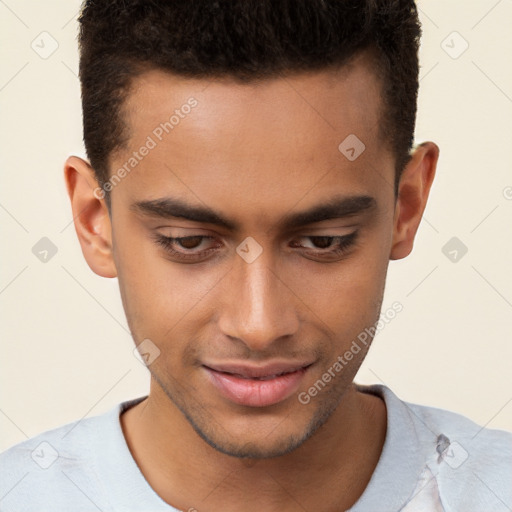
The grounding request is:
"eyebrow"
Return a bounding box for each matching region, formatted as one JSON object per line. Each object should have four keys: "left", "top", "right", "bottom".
{"left": 130, "top": 194, "right": 377, "bottom": 232}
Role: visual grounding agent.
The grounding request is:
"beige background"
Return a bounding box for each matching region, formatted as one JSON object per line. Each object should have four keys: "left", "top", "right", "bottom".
{"left": 1, "top": 0, "right": 511, "bottom": 453}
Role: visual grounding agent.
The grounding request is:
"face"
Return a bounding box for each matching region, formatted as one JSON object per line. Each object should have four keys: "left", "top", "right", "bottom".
{"left": 69, "top": 51, "right": 436, "bottom": 459}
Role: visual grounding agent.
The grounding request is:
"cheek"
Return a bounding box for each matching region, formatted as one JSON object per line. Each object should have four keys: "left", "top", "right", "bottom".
{"left": 291, "top": 245, "right": 388, "bottom": 331}
{"left": 113, "top": 224, "right": 178, "bottom": 336}
{"left": 113, "top": 226, "right": 226, "bottom": 343}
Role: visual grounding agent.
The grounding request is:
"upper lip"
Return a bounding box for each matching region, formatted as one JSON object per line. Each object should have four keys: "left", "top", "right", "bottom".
{"left": 203, "top": 361, "right": 313, "bottom": 379}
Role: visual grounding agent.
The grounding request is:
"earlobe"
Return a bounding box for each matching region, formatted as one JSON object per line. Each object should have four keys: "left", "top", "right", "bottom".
{"left": 64, "top": 156, "right": 117, "bottom": 278}
{"left": 389, "top": 142, "right": 439, "bottom": 261}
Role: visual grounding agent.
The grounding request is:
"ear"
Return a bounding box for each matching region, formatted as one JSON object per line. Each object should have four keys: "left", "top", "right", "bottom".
{"left": 64, "top": 156, "right": 117, "bottom": 278}
{"left": 390, "top": 142, "right": 439, "bottom": 260}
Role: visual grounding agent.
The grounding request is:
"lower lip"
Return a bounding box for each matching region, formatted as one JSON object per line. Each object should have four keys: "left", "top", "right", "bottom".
{"left": 204, "top": 366, "right": 309, "bottom": 407}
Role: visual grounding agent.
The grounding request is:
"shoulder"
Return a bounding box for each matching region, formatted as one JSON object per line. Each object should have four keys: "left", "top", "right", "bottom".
{"left": 389, "top": 387, "right": 512, "bottom": 510}
{"left": 0, "top": 403, "right": 122, "bottom": 512}
{"left": 404, "top": 396, "right": 512, "bottom": 465}
{"left": 364, "top": 383, "right": 512, "bottom": 460}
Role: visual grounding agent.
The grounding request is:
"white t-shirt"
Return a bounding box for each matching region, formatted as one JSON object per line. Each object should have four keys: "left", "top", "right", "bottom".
{"left": 0, "top": 384, "right": 510, "bottom": 511}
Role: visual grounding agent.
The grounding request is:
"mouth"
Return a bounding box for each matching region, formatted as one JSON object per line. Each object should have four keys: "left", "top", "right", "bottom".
{"left": 202, "top": 361, "right": 313, "bottom": 407}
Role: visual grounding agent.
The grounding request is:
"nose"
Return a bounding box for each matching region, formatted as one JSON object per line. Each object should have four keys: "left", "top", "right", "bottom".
{"left": 218, "top": 247, "right": 300, "bottom": 352}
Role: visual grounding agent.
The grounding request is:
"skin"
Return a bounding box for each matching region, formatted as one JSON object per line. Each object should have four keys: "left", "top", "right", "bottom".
{"left": 64, "top": 50, "right": 439, "bottom": 511}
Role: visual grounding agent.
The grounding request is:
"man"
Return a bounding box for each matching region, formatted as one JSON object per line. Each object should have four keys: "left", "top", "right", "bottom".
{"left": 1, "top": 1, "right": 510, "bottom": 511}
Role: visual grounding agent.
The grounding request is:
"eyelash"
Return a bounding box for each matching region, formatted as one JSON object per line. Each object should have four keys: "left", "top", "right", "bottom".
{"left": 154, "top": 232, "right": 359, "bottom": 262}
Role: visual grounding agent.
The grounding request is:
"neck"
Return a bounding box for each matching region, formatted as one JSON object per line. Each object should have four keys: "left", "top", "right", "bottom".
{"left": 121, "top": 382, "right": 387, "bottom": 512}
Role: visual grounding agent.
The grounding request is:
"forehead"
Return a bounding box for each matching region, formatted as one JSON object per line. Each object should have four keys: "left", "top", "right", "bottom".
{"left": 124, "top": 50, "right": 384, "bottom": 143}
{"left": 111, "top": 52, "right": 393, "bottom": 227}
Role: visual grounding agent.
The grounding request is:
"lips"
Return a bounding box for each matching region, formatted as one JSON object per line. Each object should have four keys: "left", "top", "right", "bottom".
{"left": 203, "top": 361, "right": 312, "bottom": 407}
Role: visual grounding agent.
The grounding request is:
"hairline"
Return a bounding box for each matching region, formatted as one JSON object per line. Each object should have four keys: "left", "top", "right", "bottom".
{"left": 102, "top": 47, "right": 401, "bottom": 213}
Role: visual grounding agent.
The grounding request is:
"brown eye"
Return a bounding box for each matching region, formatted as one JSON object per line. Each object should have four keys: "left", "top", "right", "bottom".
{"left": 289, "top": 232, "right": 359, "bottom": 261}
{"left": 177, "top": 236, "right": 204, "bottom": 249}
{"left": 154, "top": 235, "right": 221, "bottom": 263}
{"left": 309, "top": 236, "right": 335, "bottom": 249}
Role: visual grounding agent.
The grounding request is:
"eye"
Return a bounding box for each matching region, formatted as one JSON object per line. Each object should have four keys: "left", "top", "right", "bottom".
{"left": 154, "top": 235, "right": 220, "bottom": 262}
{"left": 153, "top": 231, "right": 359, "bottom": 263}
{"left": 290, "top": 232, "right": 358, "bottom": 261}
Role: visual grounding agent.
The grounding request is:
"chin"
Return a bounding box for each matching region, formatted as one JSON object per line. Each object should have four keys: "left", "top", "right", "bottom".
{"left": 154, "top": 368, "right": 344, "bottom": 459}
{"left": 183, "top": 402, "right": 336, "bottom": 460}
{"left": 195, "top": 428, "right": 309, "bottom": 460}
